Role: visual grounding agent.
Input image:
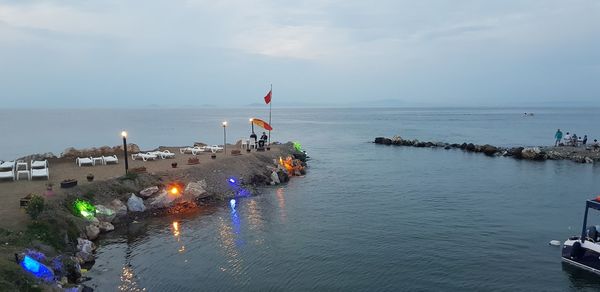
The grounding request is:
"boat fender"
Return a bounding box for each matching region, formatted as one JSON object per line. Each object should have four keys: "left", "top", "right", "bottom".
{"left": 571, "top": 241, "right": 585, "bottom": 259}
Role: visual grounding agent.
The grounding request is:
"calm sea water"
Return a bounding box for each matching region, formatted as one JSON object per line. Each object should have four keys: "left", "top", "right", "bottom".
{"left": 3, "top": 108, "right": 600, "bottom": 291}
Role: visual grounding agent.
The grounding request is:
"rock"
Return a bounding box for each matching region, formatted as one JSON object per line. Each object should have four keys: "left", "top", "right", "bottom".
{"left": 87, "top": 216, "right": 100, "bottom": 227}
{"left": 465, "top": 143, "right": 476, "bottom": 151}
{"left": 481, "top": 144, "right": 498, "bottom": 156}
{"left": 53, "top": 255, "right": 82, "bottom": 283}
{"left": 139, "top": 186, "right": 159, "bottom": 198}
{"left": 444, "top": 145, "right": 451, "bottom": 150}
{"left": 585, "top": 157, "right": 594, "bottom": 164}
{"left": 77, "top": 238, "right": 95, "bottom": 254}
{"left": 521, "top": 147, "right": 541, "bottom": 160}
{"left": 110, "top": 199, "right": 128, "bottom": 218}
{"left": 546, "top": 151, "right": 562, "bottom": 160}
{"left": 148, "top": 190, "right": 177, "bottom": 209}
{"left": 391, "top": 135, "right": 403, "bottom": 144}
{"left": 127, "top": 194, "right": 146, "bottom": 212}
{"left": 94, "top": 205, "right": 116, "bottom": 222}
{"left": 277, "top": 169, "right": 289, "bottom": 183}
{"left": 460, "top": 143, "right": 468, "bottom": 149}
{"left": 85, "top": 225, "right": 100, "bottom": 240}
{"left": 382, "top": 138, "right": 392, "bottom": 145}
{"left": 98, "top": 222, "right": 115, "bottom": 233}
{"left": 184, "top": 181, "right": 209, "bottom": 200}
{"left": 374, "top": 137, "right": 386, "bottom": 144}
{"left": 271, "top": 171, "right": 280, "bottom": 185}
{"left": 508, "top": 147, "right": 524, "bottom": 158}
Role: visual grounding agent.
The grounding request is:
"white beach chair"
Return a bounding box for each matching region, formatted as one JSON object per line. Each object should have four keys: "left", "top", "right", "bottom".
{"left": 16, "top": 162, "right": 30, "bottom": 181}
{"left": 179, "top": 146, "right": 206, "bottom": 155}
{"left": 131, "top": 153, "right": 158, "bottom": 161}
{"left": 0, "top": 162, "right": 15, "bottom": 181}
{"left": 240, "top": 138, "right": 249, "bottom": 150}
{"left": 207, "top": 145, "right": 224, "bottom": 153}
{"left": 102, "top": 155, "right": 119, "bottom": 165}
{"left": 149, "top": 150, "right": 175, "bottom": 159}
{"left": 76, "top": 157, "right": 94, "bottom": 167}
{"left": 30, "top": 161, "right": 49, "bottom": 180}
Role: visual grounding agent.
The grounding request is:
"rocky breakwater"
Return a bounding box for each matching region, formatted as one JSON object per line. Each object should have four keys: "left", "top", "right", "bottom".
{"left": 12, "top": 143, "right": 309, "bottom": 290}
{"left": 374, "top": 136, "right": 600, "bottom": 164}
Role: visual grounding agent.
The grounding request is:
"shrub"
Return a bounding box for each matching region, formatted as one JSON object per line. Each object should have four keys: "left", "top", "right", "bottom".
{"left": 26, "top": 195, "right": 45, "bottom": 220}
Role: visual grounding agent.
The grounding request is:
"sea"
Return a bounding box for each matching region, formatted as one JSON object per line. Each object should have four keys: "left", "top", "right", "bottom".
{"left": 2, "top": 107, "right": 600, "bottom": 291}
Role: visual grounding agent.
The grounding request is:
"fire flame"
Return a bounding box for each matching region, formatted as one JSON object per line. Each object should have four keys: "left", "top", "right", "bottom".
{"left": 278, "top": 156, "right": 303, "bottom": 175}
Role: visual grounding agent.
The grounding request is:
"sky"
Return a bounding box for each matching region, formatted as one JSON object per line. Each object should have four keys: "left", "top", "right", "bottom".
{"left": 0, "top": 0, "right": 599, "bottom": 108}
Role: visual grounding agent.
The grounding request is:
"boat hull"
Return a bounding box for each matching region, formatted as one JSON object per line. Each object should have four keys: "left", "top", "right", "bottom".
{"left": 562, "top": 239, "right": 600, "bottom": 275}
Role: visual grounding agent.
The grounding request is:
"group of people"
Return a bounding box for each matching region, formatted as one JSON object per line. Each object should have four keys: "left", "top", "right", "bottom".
{"left": 554, "top": 129, "right": 599, "bottom": 150}
{"left": 250, "top": 131, "right": 269, "bottom": 149}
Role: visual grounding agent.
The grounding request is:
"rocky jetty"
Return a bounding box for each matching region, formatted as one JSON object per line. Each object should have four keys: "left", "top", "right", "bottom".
{"left": 374, "top": 136, "right": 600, "bottom": 164}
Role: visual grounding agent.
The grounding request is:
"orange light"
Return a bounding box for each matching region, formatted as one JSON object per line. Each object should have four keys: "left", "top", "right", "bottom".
{"left": 170, "top": 187, "right": 179, "bottom": 195}
{"left": 173, "top": 221, "right": 179, "bottom": 231}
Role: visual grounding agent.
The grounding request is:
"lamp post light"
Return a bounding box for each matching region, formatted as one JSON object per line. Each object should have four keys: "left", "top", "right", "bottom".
{"left": 121, "top": 131, "right": 129, "bottom": 175}
{"left": 222, "top": 121, "right": 228, "bottom": 156}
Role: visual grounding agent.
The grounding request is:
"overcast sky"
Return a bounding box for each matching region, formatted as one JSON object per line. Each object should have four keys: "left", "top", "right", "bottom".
{"left": 0, "top": 0, "right": 598, "bottom": 107}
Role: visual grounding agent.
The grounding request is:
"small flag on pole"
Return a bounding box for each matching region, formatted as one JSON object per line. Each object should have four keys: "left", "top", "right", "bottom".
{"left": 264, "top": 90, "right": 272, "bottom": 104}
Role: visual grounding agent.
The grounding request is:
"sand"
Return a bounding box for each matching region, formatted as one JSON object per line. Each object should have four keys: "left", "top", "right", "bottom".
{"left": 0, "top": 145, "right": 287, "bottom": 230}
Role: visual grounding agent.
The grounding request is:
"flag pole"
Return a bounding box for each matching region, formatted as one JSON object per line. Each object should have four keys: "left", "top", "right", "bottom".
{"left": 268, "top": 83, "right": 272, "bottom": 145}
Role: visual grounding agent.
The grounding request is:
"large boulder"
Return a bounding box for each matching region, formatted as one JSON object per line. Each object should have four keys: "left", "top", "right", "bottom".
{"left": 465, "top": 143, "right": 476, "bottom": 152}
{"left": 148, "top": 190, "right": 177, "bottom": 209}
{"left": 94, "top": 205, "right": 116, "bottom": 222}
{"left": 374, "top": 137, "right": 386, "bottom": 144}
{"left": 139, "top": 186, "right": 159, "bottom": 198}
{"left": 184, "top": 180, "right": 209, "bottom": 200}
{"left": 85, "top": 225, "right": 100, "bottom": 241}
{"left": 481, "top": 144, "right": 498, "bottom": 156}
{"left": 508, "top": 147, "right": 525, "bottom": 158}
{"left": 77, "top": 238, "right": 95, "bottom": 255}
{"left": 521, "top": 147, "right": 541, "bottom": 160}
{"left": 99, "top": 221, "right": 115, "bottom": 233}
{"left": 127, "top": 194, "right": 146, "bottom": 212}
{"left": 110, "top": 199, "right": 128, "bottom": 218}
{"left": 271, "top": 171, "right": 281, "bottom": 185}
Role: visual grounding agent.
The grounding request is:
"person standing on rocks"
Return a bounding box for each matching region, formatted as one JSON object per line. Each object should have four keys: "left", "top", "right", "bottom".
{"left": 564, "top": 132, "right": 571, "bottom": 146}
{"left": 555, "top": 129, "right": 563, "bottom": 146}
{"left": 583, "top": 135, "right": 588, "bottom": 145}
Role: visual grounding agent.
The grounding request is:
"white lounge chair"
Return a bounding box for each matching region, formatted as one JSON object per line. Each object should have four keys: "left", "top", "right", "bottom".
{"left": 149, "top": 150, "right": 175, "bottom": 159}
{"left": 0, "top": 162, "right": 15, "bottom": 181}
{"left": 179, "top": 146, "right": 206, "bottom": 155}
{"left": 131, "top": 153, "right": 158, "bottom": 161}
{"left": 102, "top": 155, "right": 119, "bottom": 165}
{"left": 76, "top": 157, "right": 94, "bottom": 167}
{"left": 207, "top": 145, "right": 224, "bottom": 153}
{"left": 30, "top": 161, "right": 49, "bottom": 180}
{"left": 31, "top": 160, "right": 48, "bottom": 169}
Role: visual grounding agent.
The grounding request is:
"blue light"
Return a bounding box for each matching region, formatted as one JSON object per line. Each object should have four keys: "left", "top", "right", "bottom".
{"left": 230, "top": 199, "right": 236, "bottom": 209}
{"left": 229, "top": 178, "right": 236, "bottom": 184}
{"left": 21, "top": 255, "right": 54, "bottom": 281}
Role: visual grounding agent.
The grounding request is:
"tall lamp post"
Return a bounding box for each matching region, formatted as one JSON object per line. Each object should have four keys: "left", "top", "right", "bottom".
{"left": 222, "top": 121, "right": 228, "bottom": 156}
{"left": 121, "top": 131, "right": 129, "bottom": 175}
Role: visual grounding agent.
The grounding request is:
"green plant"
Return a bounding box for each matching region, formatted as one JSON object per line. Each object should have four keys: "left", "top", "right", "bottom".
{"left": 26, "top": 195, "right": 45, "bottom": 220}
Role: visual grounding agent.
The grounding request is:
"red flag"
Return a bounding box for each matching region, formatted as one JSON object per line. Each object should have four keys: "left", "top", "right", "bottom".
{"left": 264, "top": 90, "right": 272, "bottom": 104}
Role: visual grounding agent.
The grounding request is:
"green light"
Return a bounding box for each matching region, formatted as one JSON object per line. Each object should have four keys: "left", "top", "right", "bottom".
{"left": 73, "top": 199, "right": 96, "bottom": 219}
{"left": 293, "top": 141, "right": 302, "bottom": 152}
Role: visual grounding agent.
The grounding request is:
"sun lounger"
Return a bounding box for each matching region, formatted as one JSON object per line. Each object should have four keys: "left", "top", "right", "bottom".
{"left": 179, "top": 146, "right": 206, "bottom": 155}
{"left": 207, "top": 145, "right": 224, "bottom": 153}
{"left": 76, "top": 157, "right": 94, "bottom": 167}
{"left": 0, "top": 162, "right": 15, "bottom": 181}
{"left": 131, "top": 153, "right": 158, "bottom": 161}
{"left": 102, "top": 155, "right": 119, "bottom": 165}
{"left": 31, "top": 160, "right": 48, "bottom": 169}
{"left": 0, "top": 161, "right": 15, "bottom": 170}
{"left": 149, "top": 150, "right": 175, "bottom": 159}
{"left": 30, "top": 162, "right": 49, "bottom": 180}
